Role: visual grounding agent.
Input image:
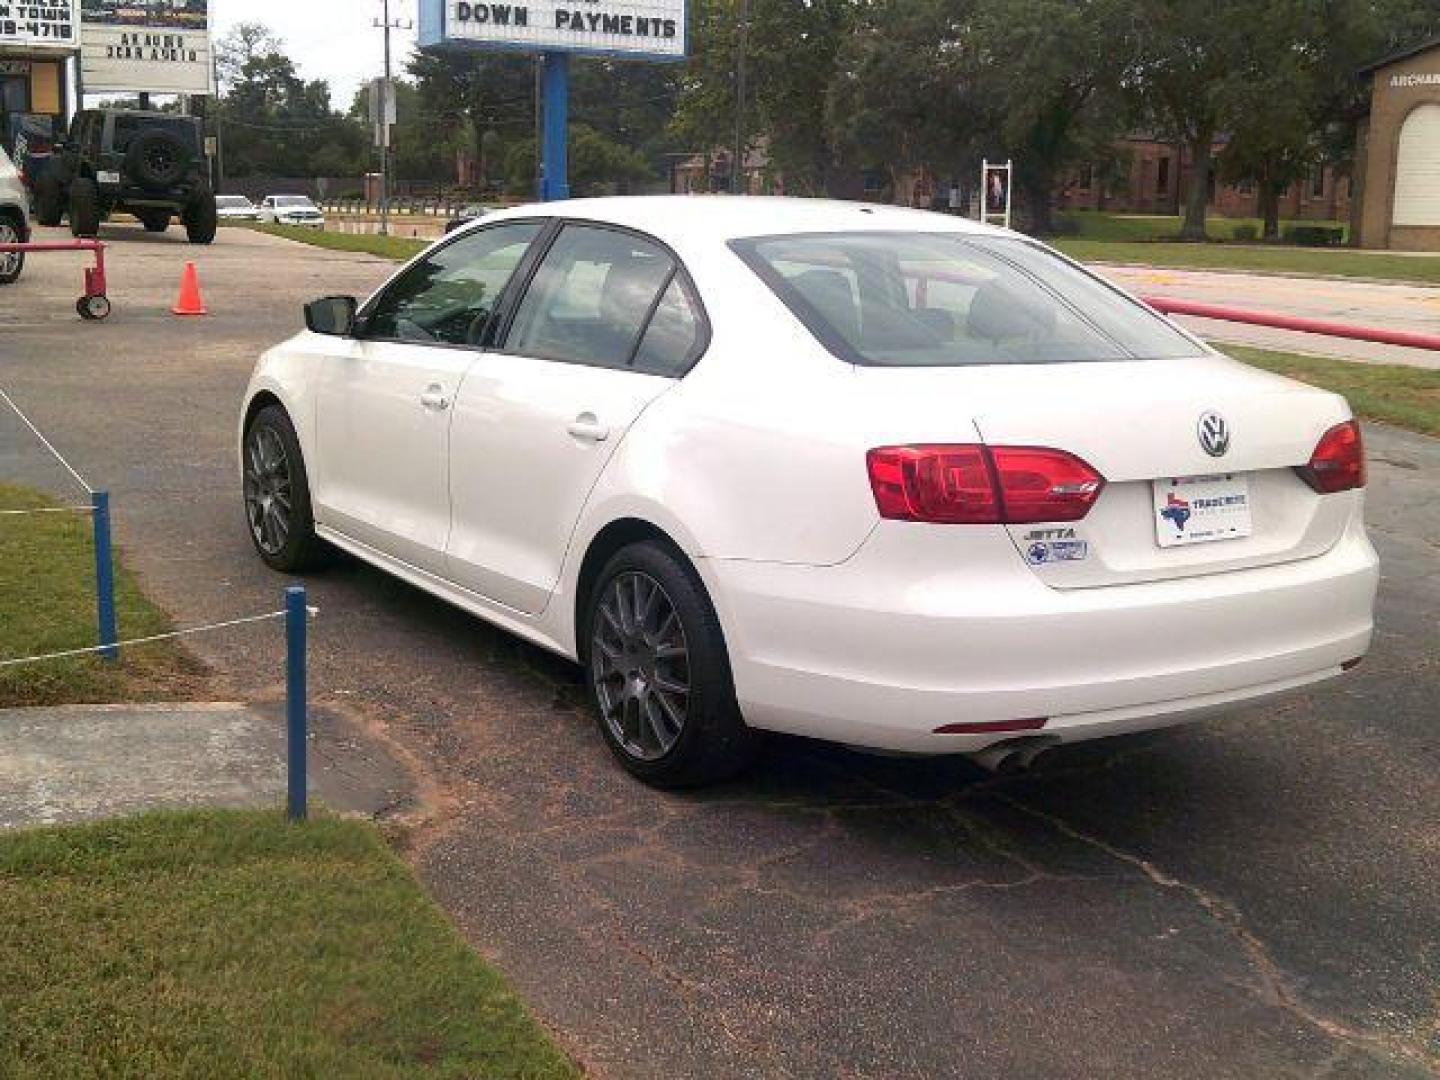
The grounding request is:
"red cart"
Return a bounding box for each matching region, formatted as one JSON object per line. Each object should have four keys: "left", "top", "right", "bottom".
{"left": 0, "top": 238, "right": 112, "bottom": 320}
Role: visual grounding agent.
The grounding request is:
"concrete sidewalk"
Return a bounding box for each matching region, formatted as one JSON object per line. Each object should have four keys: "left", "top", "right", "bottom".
{"left": 0, "top": 703, "right": 414, "bottom": 830}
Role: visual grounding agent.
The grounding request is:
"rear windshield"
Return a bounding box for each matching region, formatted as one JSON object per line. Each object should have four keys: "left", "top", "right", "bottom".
{"left": 275, "top": 197, "right": 316, "bottom": 208}
{"left": 112, "top": 116, "right": 199, "bottom": 154}
{"left": 730, "top": 232, "right": 1205, "bottom": 367}
{"left": 216, "top": 196, "right": 250, "bottom": 207}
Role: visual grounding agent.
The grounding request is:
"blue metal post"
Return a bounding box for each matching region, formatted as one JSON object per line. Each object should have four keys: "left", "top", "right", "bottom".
{"left": 540, "top": 51, "right": 570, "bottom": 202}
{"left": 286, "top": 586, "right": 308, "bottom": 822}
{"left": 91, "top": 491, "right": 118, "bottom": 662}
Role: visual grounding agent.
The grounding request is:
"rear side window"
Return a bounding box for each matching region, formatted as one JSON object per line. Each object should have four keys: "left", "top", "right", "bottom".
{"left": 505, "top": 224, "right": 675, "bottom": 370}
{"left": 632, "top": 277, "right": 704, "bottom": 377}
{"left": 731, "top": 232, "right": 1205, "bottom": 367}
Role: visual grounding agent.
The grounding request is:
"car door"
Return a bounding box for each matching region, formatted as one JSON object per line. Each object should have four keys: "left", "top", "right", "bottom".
{"left": 446, "top": 222, "right": 707, "bottom": 614}
{"left": 312, "top": 220, "right": 544, "bottom": 574}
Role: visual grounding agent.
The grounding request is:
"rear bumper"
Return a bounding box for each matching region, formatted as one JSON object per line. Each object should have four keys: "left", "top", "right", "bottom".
{"left": 710, "top": 516, "right": 1378, "bottom": 753}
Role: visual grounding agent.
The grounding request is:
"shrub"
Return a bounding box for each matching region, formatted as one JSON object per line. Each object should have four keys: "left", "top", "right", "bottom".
{"left": 1283, "top": 225, "right": 1345, "bottom": 247}
{"left": 1232, "top": 223, "right": 1259, "bottom": 242}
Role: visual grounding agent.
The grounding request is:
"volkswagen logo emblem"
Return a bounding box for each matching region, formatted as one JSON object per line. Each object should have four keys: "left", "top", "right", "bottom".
{"left": 1198, "top": 411, "right": 1231, "bottom": 458}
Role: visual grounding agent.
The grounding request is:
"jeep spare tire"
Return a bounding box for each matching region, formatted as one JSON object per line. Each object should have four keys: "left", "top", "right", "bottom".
{"left": 69, "top": 178, "right": 101, "bottom": 237}
{"left": 126, "top": 128, "right": 191, "bottom": 190}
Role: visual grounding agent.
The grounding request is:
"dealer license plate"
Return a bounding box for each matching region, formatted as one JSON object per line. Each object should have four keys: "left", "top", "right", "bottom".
{"left": 97, "top": 171, "right": 121, "bottom": 185}
{"left": 1153, "top": 474, "right": 1252, "bottom": 548}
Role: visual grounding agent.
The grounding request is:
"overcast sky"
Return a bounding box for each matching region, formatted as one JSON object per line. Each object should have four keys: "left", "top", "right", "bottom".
{"left": 212, "top": 0, "right": 420, "bottom": 108}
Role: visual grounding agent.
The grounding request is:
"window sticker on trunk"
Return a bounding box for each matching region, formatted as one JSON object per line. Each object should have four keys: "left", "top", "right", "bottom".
{"left": 1024, "top": 528, "right": 1090, "bottom": 564}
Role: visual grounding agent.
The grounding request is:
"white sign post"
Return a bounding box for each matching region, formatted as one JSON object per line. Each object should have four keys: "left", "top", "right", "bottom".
{"left": 80, "top": 0, "right": 213, "bottom": 96}
{"left": 981, "top": 158, "right": 1014, "bottom": 231}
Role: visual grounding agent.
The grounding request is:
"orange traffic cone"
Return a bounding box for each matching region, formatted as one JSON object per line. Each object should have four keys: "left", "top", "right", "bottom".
{"left": 172, "top": 261, "right": 208, "bottom": 316}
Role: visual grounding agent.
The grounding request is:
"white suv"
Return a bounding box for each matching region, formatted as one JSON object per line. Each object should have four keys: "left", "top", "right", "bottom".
{"left": 0, "top": 146, "right": 30, "bottom": 285}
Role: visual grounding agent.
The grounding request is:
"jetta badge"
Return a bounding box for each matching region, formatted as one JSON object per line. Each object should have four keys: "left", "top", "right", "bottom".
{"left": 1198, "top": 410, "right": 1231, "bottom": 458}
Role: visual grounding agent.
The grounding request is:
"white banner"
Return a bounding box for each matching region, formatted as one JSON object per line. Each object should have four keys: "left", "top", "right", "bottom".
{"left": 420, "top": 0, "right": 687, "bottom": 60}
{"left": 81, "top": 0, "right": 212, "bottom": 96}
{"left": 0, "top": 0, "right": 79, "bottom": 51}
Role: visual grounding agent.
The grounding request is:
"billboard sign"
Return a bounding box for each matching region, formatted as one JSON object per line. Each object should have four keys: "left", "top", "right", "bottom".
{"left": 418, "top": 0, "right": 687, "bottom": 61}
{"left": 0, "top": 0, "right": 79, "bottom": 51}
{"left": 81, "top": 0, "right": 212, "bottom": 95}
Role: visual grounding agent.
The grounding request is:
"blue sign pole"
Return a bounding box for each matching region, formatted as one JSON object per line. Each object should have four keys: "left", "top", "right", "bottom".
{"left": 540, "top": 51, "right": 570, "bottom": 202}
{"left": 286, "top": 586, "right": 308, "bottom": 823}
{"left": 92, "top": 491, "right": 118, "bottom": 662}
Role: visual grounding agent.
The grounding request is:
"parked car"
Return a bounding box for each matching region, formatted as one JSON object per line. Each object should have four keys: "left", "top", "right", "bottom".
{"left": 445, "top": 204, "right": 489, "bottom": 234}
{"left": 35, "top": 109, "right": 217, "bottom": 243}
{"left": 259, "top": 195, "right": 325, "bottom": 229}
{"left": 240, "top": 197, "right": 1378, "bottom": 786}
{"left": 215, "top": 194, "right": 260, "bottom": 221}
{"left": 0, "top": 145, "right": 30, "bottom": 284}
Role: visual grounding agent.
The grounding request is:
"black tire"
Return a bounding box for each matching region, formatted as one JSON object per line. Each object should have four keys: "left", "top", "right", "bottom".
{"left": 69, "top": 177, "right": 101, "bottom": 237}
{"left": 137, "top": 208, "right": 170, "bottom": 233}
{"left": 125, "top": 128, "right": 190, "bottom": 189}
{"left": 34, "top": 174, "right": 64, "bottom": 227}
{"left": 242, "top": 405, "right": 330, "bottom": 573}
{"left": 0, "top": 215, "right": 23, "bottom": 285}
{"left": 183, "top": 192, "right": 217, "bottom": 245}
{"left": 583, "top": 542, "right": 760, "bottom": 787}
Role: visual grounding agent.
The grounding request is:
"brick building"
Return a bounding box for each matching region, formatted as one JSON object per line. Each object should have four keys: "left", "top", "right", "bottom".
{"left": 1353, "top": 36, "right": 1440, "bottom": 250}
{"left": 1054, "top": 137, "right": 1351, "bottom": 223}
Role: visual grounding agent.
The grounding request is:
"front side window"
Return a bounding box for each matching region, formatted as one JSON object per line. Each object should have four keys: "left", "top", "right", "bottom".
{"left": 732, "top": 232, "right": 1206, "bottom": 368}
{"left": 363, "top": 221, "right": 542, "bottom": 346}
{"left": 505, "top": 224, "right": 675, "bottom": 370}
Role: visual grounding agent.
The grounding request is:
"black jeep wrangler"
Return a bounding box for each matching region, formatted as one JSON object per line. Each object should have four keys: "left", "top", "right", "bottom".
{"left": 35, "top": 109, "right": 217, "bottom": 244}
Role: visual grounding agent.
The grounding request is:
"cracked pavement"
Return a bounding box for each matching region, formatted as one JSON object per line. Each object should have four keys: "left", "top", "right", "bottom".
{"left": 2, "top": 225, "right": 1437, "bottom": 1078}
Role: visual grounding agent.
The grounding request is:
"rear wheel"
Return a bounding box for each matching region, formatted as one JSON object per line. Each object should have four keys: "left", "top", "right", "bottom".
{"left": 0, "top": 216, "right": 23, "bottom": 284}
{"left": 184, "top": 192, "right": 217, "bottom": 245}
{"left": 68, "top": 178, "right": 101, "bottom": 237}
{"left": 34, "top": 174, "right": 64, "bottom": 227}
{"left": 242, "top": 405, "right": 329, "bottom": 572}
{"left": 136, "top": 208, "right": 170, "bottom": 233}
{"left": 584, "top": 542, "right": 759, "bottom": 787}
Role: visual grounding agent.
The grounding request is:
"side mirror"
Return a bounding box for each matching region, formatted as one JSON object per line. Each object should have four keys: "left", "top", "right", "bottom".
{"left": 304, "top": 295, "right": 358, "bottom": 337}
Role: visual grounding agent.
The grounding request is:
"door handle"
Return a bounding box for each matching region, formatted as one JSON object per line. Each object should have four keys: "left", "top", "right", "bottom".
{"left": 420, "top": 385, "right": 451, "bottom": 412}
{"left": 567, "top": 414, "right": 610, "bottom": 443}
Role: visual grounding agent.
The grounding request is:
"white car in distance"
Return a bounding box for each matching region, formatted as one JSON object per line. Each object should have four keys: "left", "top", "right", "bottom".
{"left": 215, "top": 194, "right": 260, "bottom": 221}
{"left": 239, "top": 197, "right": 1378, "bottom": 786}
{"left": 259, "top": 194, "right": 325, "bottom": 229}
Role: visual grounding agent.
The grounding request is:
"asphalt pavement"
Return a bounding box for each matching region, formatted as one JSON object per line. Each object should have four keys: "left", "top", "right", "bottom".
{"left": 1, "top": 222, "right": 1437, "bottom": 1078}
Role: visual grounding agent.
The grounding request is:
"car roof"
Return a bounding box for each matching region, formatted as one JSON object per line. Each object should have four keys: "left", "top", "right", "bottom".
{"left": 480, "top": 195, "right": 1007, "bottom": 245}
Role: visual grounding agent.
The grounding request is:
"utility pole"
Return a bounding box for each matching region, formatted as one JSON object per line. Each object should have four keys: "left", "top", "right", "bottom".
{"left": 732, "top": 0, "right": 749, "bottom": 195}
{"left": 374, "top": 0, "right": 411, "bottom": 236}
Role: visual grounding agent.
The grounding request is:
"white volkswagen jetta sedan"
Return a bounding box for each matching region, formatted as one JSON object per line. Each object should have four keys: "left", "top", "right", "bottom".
{"left": 239, "top": 197, "right": 1378, "bottom": 786}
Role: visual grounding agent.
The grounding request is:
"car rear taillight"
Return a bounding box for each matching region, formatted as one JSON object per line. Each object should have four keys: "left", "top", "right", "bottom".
{"left": 867, "top": 445, "right": 1105, "bottom": 525}
{"left": 1297, "top": 420, "right": 1365, "bottom": 494}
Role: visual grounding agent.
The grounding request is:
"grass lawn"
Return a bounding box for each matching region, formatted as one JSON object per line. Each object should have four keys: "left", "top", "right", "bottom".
{"left": 0, "top": 484, "right": 205, "bottom": 708}
{"left": 244, "top": 223, "right": 428, "bottom": 262}
{"left": 1224, "top": 346, "right": 1440, "bottom": 437}
{"left": 0, "top": 809, "right": 577, "bottom": 1078}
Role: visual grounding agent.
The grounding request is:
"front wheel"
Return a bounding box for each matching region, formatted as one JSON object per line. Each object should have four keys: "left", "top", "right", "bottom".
{"left": 34, "top": 174, "right": 64, "bottom": 227}
{"left": 0, "top": 217, "right": 23, "bottom": 285}
{"left": 584, "top": 542, "right": 759, "bottom": 787}
{"left": 242, "top": 405, "right": 329, "bottom": 572}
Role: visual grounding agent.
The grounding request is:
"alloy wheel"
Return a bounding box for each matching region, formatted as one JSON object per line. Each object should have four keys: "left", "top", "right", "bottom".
{"left": 243, "top": 424, "right": 294, "bottom": 557}
{"left": 591, "top": 571, "right": 692, "bottom": 761}
{"left": 0, "top": 222, "right": 20, "bottom": 279}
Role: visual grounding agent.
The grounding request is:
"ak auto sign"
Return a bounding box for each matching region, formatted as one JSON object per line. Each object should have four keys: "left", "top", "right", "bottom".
{"left": 0, "top": 1, "right": 79, "bottom": 51}
{"left": 419, "top": 0, "right": 687, "bottom": 61}
{"left": 81, "top": 0, "right": 213, "bottom": 96}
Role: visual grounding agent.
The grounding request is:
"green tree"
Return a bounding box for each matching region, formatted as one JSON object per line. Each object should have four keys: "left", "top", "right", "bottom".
{"left": 504, "top": 124, "right": 654, "bottom": 195}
